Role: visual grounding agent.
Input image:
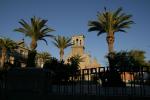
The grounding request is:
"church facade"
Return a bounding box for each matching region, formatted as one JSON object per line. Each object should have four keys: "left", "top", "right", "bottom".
{"left": 65, "top": 35, "right": 100, "bottom": 69}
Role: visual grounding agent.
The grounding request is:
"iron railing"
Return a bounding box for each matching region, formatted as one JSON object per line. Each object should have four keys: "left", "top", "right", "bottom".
{"left": 48, "top": 67, "right": 150, "bottom": 96}
{"left": 0, "top": 67, "right": 150, "bottom": 97}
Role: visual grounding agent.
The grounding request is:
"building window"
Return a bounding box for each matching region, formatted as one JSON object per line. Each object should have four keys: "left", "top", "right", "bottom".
{"left": 80, "top": 40, "right": 82, "bottom": 45}
{"left": 76, "top": 39, "right": 78, "bottom": 45}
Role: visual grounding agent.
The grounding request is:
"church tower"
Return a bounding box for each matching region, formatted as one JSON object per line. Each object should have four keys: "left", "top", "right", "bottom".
{"left": 71, "top": 35, "right": 85, "bottom": 56}
{"left": 65, "top": 34, "right": 100, "bottom": 70}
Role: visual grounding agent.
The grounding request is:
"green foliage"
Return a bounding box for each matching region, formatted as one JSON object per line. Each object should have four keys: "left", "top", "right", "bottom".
{"left": 0, "top": 37, "right": 17, "bottom": 68}
{"left": 129, "top": 50, "right": 146, "bottom": 66}
{"left": 88, "top": 7, "right": 134, "bottom": 36}
{"left": 52, "top": 35, "right": 72, "bottom": 49}
{"left": 67, "top": 55, "right": 83, "bottom": 70}
{"left": 88, "top": 7, "right": 134, "bottom": 54}
{"left": 0, "top": 37, "right": 17, "bottom": 50}
{"left": 43, "top": 56, "right": 83, "bottom": 83}
{"left": 43, "top": 57, "right": 69, "bottom": 83}
{"left": 67, "top": 55, "right": 83, "bottom": 77}
{"left": 36, "top": 51, "right": 51, "bottom": 63}
{"left": 43, "top": 57, "right": 61, "bottom": 70}
{"left": 14, "top": 16, "right": 55, "bottom": 67}
{"left": 52, "top": 35, "right": 72, "bottom": 60}
{"left": 106, "top": 50, "right": 149, "bottom": 71}
{"left": 14, "top": 16, "right": 55, "bottom": 50}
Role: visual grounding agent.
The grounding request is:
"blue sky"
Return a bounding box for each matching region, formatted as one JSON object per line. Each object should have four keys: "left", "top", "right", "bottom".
{"left": 0, "top": 0, "right": 150, "bottom": 66}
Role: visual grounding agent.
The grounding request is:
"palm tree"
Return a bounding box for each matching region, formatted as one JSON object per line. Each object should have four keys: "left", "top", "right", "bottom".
{"left": 88, "top": 7, "right": 134, "bottom": 53}
{"left": 67, "top": 55, "right": 83, "bottom": 76}
{"left": 0, "top": 37, "right": 17, "bottom": 69}
{"left": 14, "top": 16, "right": 55, "bottom": 67}
{"left": 14, "top": 16, "right": 55, "bottom": 50}
{"left": 52, "top": 35, "right": 72, "bottom": 61}
{"left": 68, "top": 55, "right": 83, "bottom": 69}
{"left": 36, "top": 52, "right": 51, "bottom": 67}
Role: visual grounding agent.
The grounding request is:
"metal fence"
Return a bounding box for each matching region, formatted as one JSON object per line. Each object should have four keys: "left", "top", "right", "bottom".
{"left": 0, "top": 67, "right": 150, "bottom": 97}
{"left": 48, "top": 67, "right": 150, "bottom": 96}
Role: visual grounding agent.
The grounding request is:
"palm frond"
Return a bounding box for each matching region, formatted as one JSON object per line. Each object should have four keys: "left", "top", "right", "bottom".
{"left": 88, "top": 21, "right": 101, "bottom": 27}
{"left": 0, "top": 37, "right": 17, "bottom": 49}
{"left": 39, "top": 38, "right": 48, "bottom": 45}
{"left": 97, "top": 30, "right": 106, "bottom": 36}
{"left": 118, "top": 14, "right": 133, "bottom": 24}
{"left": 88, "top": 20, "right": 106, "bottom": 36}
{"left": 19, "top": 19, "right": 32, "bottom": 31}
{"left": 52, "top": 35, "right": 72, "bottom": 49}
{"left": 88, "top": 7, "right": 134, "bottom": 36}
{"left": 115, "top": 29, "right": 127, "bottom": 33}
{"left": 15, "top": 16, "right": 55, "bottom": 50}
{"left": 88, "top": 27, "right": 100, "bottom": 32}
{"left": 113, "top": 7, "right": 123, "bottom": 18}
{"left": 14, "top": 28, "right": 28, "bottom": 35}
{"left": 41, "top": 28, "right": 55, "bottom": 34}
{"left": 118, "top": 21, "right": 134, "bottom": 29}
{"left": 52, "top": 41, "right": 59, "bottom": 48}
{"left": 43, "top": 34, "right": 55, "bottom": 38}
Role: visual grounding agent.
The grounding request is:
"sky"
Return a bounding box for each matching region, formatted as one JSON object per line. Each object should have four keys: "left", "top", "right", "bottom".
{"left": 0, "top": 0, "right": 150, "bottom": 66}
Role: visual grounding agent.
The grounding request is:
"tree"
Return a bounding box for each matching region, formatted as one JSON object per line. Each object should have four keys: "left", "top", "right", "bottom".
{"left": 129, "top": 50, "right": 146, "bottom": 67}
{"left": 14, "top": 16, "right": 55, "bottom": 67}
{"left": 0, "top": 37, "right": 17, "bottom": 69}
{"left": 43, "top": 57, "right": 69, "bottom": 83}
{"left": 36, "top": 52, "right": 51, "bottom": 67}
{"left": 106, "top": 50, "right": 148, "bottom": 71}
{"left": 88, "top": 7, "right": 134, "bottom": 67}
{"left": 67, "top": 55, "right": 83, "bottom": 76}
{"left": 68, "top": 55, "right": 83, "bottom": 69}
{"left": 52, "top": 35, "right": 72, "bottom": 61}
{"left": 88, "top": 7, "right": 134, "bottom": 53}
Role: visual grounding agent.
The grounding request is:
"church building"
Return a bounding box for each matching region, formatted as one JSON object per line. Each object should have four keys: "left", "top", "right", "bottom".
{"left": 65, "top": 34, "right": 100, "bottom": 69}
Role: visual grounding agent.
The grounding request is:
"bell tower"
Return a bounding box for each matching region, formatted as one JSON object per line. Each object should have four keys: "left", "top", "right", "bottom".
{"left": 71, "top": 35, "right": 85, "bottom": 56}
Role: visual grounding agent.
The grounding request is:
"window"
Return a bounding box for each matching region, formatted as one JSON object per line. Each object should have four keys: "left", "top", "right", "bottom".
{"left": 76, "top": 39, "right": 78, "bottom": 45}
{"left": 80, "top": 40, "right": 82, "bottom": 45}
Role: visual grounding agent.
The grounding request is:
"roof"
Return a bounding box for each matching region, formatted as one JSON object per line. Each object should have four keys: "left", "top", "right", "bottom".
{"left": 72, "top": 34, "right": 85, "bottom": 38}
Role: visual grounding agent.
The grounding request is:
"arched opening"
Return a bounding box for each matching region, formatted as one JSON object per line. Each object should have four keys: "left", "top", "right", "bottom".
{"left": 76, "top": 39, "right": 78, "bottom": 45}
{"left": 80, "top": 40, "right": 82, "bottom": 45}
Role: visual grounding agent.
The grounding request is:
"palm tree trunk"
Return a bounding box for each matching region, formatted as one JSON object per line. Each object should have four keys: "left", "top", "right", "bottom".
{"left": 106, "top": 35, "right": 124, "bottom": 87}
{"left": 27, "top": 39, "right": 37, "bottom": 67}
{"left": 106, "top": 33, "right": 115, "bottom": 68}
{"left": 106, "top": 35, "right": 114, "bottom": 53}
{"left": 0, "top": 48, "right": 7, "bottom": 69}
{"left": 60, "top": 50, "right": 64, "bottom": 61}
{"left": 30, "top": 39, "right": 37, "bottom": 50}
{"left": 26, "top": 50, "right": 37, "bottom": 67}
